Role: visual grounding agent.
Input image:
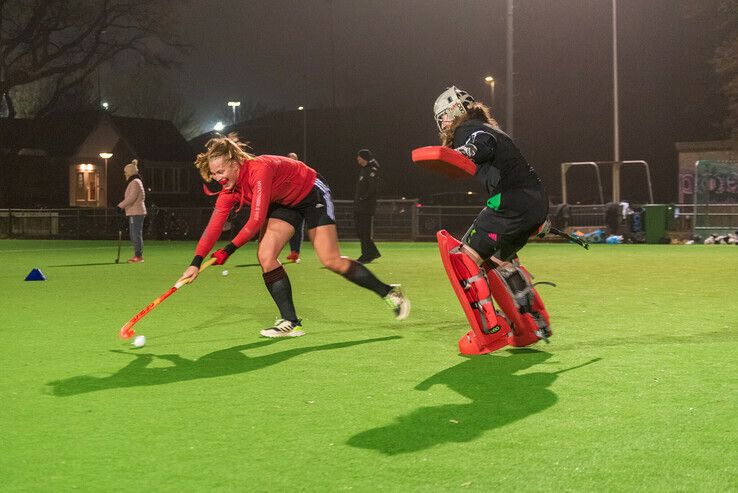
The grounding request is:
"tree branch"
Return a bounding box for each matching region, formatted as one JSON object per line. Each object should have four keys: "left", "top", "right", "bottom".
{"left": 1, "top": 0, "right": 189, "bottom": 115}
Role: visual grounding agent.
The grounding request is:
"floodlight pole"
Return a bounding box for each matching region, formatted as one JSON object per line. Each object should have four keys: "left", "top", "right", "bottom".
{"left": 298, "top": 106, "right": 307, "bottom": 160}
{"left": 227, "top": 101, "right": 241, "bottom": 124}
{"left": 506, "top": 0, "right": 514, "bottom": 137}
{"left": 612, "top": 0, "right": 621, "bottom": 202}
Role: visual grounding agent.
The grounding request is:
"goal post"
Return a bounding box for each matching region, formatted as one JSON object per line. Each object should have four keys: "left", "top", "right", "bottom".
{"left": 693, "top": 160, "right": 738, "bottom": 236}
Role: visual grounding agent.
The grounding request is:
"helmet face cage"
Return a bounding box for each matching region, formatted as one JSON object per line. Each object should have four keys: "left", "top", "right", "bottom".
{"left": 434, "top": 86, "right": 475, "bottom": 131}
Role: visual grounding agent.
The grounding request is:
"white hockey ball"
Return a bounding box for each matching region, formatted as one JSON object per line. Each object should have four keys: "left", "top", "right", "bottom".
{"left": 132, "top": 335, "right": 146, "bottom": 348}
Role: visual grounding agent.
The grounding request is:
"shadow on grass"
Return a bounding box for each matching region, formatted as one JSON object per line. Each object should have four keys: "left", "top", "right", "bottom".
{"left": 47, "top": 336, "right": 400, "bottom": 397}
{"left": 347, "top": 350, "right": 601, "bottom": 455}
{"left": 151, "top": 305, "right": 253, "bottom": 339}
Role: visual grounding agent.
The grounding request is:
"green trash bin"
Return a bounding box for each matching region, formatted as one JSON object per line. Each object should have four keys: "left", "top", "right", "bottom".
{"left": 644, "top": 204, "right": 668, "bottom": 244}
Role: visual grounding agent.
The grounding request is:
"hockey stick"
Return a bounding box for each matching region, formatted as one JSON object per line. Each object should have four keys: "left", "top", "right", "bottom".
{"left": 115, "top": 230, "right": 122, "bottom": 264}
{"left": 548, "top": 226, "right": 590, "bottom": 249}
{"left": 118, "top": 257, "right": 218, "bottom": 339}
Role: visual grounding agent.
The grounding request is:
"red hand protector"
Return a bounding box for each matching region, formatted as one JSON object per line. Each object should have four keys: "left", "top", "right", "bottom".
{"left": 211, "top": 248, "right": 230, "bottom": 265}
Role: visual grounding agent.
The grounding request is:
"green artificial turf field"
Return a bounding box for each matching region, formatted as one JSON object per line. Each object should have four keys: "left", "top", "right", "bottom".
{"left": 1, "top": 240, "right": 736, "bottom": 491}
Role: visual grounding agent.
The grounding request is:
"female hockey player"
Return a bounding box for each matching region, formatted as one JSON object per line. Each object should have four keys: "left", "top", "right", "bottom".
{"left": 179, "top": 134, "right": 410, "bottom": 338}
{"left": 435, "top": 86, "right": 548, "bottom": 263}
{"left": 433, "top": 86, "right": 551, "bottom": 353}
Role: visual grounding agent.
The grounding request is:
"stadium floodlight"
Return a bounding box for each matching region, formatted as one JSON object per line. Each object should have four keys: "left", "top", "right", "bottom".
{"left": 227, "top": 101, "right": 241, "bottom": 123}
{"left": 214, "top": 121, "right": 224, "bottom": 131}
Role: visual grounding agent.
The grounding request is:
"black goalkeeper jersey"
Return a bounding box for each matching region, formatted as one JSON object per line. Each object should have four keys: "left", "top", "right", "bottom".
{"left": 452, "top": 119, "right": 544, "bottom": 205}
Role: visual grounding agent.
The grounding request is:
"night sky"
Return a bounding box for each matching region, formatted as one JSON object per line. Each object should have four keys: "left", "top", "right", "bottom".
{"left": 165, "top": 0, "right": 726, "bottom": 203}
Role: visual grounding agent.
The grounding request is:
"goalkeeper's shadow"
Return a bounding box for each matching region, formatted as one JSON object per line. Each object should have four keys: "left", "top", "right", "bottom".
{"left": 347, "top": 350, "right": 601, "bottom": 455}
{"left": 46, "top": 335, "right": 401, "bottom": 397}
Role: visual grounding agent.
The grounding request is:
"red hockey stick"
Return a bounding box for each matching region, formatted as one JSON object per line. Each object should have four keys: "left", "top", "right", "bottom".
{"left": 119, "top": 258, "right": 217, "bottom": 339}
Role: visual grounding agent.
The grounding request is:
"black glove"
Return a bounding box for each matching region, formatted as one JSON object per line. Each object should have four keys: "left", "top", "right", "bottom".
{"left": 454, "top": 143, "right": 478, "bottom": 158}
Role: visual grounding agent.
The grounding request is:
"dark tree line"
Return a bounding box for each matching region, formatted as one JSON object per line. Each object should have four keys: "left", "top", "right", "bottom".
{"left": 1, "top": 0, "right": 737, "bottom": 144}
{"left": 0, "top": 0, "right": 186, "bottom": 118}
{"left": 713, "top": 0, "right": 738, "bottom": 141}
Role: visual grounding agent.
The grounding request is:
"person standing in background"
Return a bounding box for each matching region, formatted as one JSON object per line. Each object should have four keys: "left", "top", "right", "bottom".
{"left": 354, "top": 148, "right": 381, "bottom": 263}
{"left": 118, "top": 159, "right": 147, "bottom": 263}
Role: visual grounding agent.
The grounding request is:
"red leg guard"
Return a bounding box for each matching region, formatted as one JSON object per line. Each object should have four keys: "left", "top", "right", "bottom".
{"left": 437, "top": 230, "right": 510, "bottom": 355}
{"left": 485, "top": 262, "right": 552, "bottom": 348}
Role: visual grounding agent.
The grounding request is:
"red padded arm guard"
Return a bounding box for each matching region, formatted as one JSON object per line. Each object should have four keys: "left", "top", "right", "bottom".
{"left": 412, "top": 146, "right": 476, "bottom": 178}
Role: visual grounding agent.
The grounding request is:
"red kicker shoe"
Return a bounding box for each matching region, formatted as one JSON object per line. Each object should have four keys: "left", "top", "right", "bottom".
{"left": 285, "top": 251, "right": 300, "bottom": 263}
{"left": 127, "top": 256, "right": 144, "bottom": 263}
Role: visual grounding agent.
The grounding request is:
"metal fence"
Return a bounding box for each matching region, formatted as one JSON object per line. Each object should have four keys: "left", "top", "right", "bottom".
{"left": 554, "top": 203, "right": 738, "bottom": 236}
{"left": 2, "top": 202, "right": 737, "bottom": 241}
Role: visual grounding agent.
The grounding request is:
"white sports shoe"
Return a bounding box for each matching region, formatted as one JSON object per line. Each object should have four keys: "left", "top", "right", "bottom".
{"left": 260, "top": 319, "right": 305, "bottom": 338}
{"left": 384, "top": 285, "right": 410, "bottom": 320}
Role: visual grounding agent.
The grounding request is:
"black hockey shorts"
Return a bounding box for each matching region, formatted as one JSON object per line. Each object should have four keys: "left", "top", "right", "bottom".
{"left": 465, "top": 188, "right": 549, "bottom": 261}
{"left": 268, "top": 176, "right": 336, "bottom": 232}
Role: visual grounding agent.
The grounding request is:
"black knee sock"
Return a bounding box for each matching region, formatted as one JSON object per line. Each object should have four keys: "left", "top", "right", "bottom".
{"left": 341, "top": 260, "right": 392, "bottom": 298}
{"left": 263, "top": 266, "right": 298, "bottom": 323}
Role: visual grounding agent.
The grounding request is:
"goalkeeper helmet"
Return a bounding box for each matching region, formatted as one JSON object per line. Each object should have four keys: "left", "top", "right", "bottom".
{"left": 434, "top": 86, "right": 475, "bottom": 131}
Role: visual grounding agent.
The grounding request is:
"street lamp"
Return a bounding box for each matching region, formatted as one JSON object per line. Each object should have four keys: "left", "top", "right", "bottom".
{"left": 298, "top": 106, "right": 306, "bottom": 160}
{"left": 99, "top": 152, "right": 112, "bottom": 210}
{"left": 505, "top": 0, "right": 514, "bottom": 137}
{"left": 484, "top": 76, "right": 496, "bottom": 106}
{"left": 227, "top": 101, "right": 241, "bottom": 124}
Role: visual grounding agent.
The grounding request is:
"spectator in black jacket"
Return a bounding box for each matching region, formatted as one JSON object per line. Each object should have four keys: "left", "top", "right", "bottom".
{"left": 354, "top": 149, "right": 381, "bottom": 263}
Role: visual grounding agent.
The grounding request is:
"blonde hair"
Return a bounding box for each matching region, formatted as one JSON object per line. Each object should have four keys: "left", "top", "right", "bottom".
{"left": 124, "top": 159, "right": 140, "bottom": 179}
{"left": 439, "top": 103, "right": 500, "bottom": 147}
{"left": 194, "top": 133, "right": 255, "bottom": 181}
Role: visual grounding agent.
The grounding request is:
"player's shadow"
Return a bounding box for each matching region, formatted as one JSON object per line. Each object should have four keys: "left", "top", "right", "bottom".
{"left": 47, "top": 336, "right": 400, "bottom": 397}
{"left": 152, "top": 304, "right": 255, "bottom": 339}
{"left": 347, "top": 350, "right": 601, "bottom": 455}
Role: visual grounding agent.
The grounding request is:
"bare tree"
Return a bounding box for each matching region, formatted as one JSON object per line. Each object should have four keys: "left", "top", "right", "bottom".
{"left": 0, "top": 0, "right": 188, "bottom": 118}
{"left": 108, "top": 65, "right": 200, "bottom": 138}
{"left": 713, "top": 0, "right": 738, "bottom": 142}
{"left": 680, "top": 0, "right": 738, "bottom": 142}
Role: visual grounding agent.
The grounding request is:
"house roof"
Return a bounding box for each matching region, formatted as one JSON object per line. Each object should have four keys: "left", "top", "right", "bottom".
{"left": 4, "top": 111, "right": 194, "bottom": 162}
{"left": 110, "top": 116, "right": 195, "bottom": 162}
{"left": 675, "top": 140, "right": 737, "bottom": 152}
{"left": 28, "top": 111, "right": 104, "bottom": 156}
